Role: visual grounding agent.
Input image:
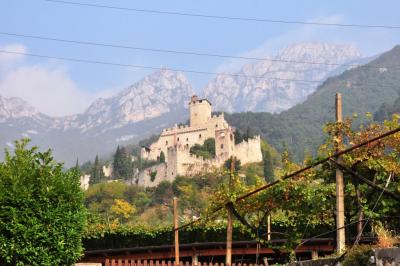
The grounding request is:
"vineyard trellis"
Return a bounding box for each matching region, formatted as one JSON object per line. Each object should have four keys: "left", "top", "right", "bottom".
{"left": 170, "top": 93, "right": 400, "bottom": 265}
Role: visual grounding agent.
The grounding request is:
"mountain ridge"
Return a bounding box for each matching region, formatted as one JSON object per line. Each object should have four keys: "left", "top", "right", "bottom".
{"left": 1, "top": 42, "right": 398, "bottom": 165}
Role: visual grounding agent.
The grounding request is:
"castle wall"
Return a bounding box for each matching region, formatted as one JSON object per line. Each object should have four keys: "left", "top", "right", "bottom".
{"left": 136, "top": 163, "right": 169, "bottom": 187}
{"left": 137, "top": 96, "right": 263, "bottom": 187}
{"left": 233, "top": 136, "right": 263, "bottom": 165}
{"left": 80, "top": 174, "right": 90, "bottom": 190}
{"left": 102, "top": 164, "right": 113, "bottom": 178}
{"left": 141, "top": 114, "right": 228, "bottom": 163}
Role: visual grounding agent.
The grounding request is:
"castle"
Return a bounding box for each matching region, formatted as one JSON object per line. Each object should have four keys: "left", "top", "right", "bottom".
{"left": 136, "top": 95, "right": 262, "bottom": 187}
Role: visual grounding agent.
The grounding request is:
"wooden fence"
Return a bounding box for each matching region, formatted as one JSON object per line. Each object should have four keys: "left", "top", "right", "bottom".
{"left": 105, "top": 260, "right": 261, "bottom": 266}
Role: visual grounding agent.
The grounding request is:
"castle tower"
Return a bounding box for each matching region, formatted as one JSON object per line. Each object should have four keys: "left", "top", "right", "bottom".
{"left": 215, "top": 127, "right": 235, "bottom": 160}
{"left": 189, "top": 95, "right": 212, "bottom": 127}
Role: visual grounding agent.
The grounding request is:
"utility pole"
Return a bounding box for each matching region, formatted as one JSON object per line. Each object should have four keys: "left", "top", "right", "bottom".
{"left": 173, "top": 197, "right": 180, "bottom": 266}
{"left": 335, "top": 93, "right": 346, "bottom": 254}
{"left": 226, "top": 157, "right": 234, "bottom": 266}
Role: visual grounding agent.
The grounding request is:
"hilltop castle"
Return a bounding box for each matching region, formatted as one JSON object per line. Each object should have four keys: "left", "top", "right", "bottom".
{"left": 136, "top": 95, "right": 262, "bottom": 187}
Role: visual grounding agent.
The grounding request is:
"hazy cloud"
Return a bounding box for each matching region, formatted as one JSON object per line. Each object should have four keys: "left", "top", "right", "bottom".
{"left": 0, "top": 43, "right": 94, "bottom": 116}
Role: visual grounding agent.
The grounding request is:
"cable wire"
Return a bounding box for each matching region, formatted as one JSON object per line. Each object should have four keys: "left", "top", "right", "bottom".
{"left": 0, "top": 50, "right": 322, "bottom": 83}
{"left": 1, "top": 31, "right": 398, "bottom": 71}
{"left": 42, "top": 0, "right": 400, "bottom": 30}
{"left": 1, "top": 50, "right": 399, "bottom": 89}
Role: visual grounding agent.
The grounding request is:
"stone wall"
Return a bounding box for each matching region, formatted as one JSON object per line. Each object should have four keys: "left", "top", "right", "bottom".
{"left": 80, "top": 174, "right": 90, "bottom": 190}
{"left": 102, "top": 164, "right": 113, "bottom": 178}
{"left": 136, "top": 163, "right": 169, "bottom": 187}
{"left": 234, "top": 136, "right": 263, "bottom": 165}
{"left": 374, "top": 247, "right": 400, "bottom": 265}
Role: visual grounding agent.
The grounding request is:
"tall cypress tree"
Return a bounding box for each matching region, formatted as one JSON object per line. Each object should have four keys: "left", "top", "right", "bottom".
{"left": 90, "top": 155, "right": 103, "bottom": 185}
{"left": 113, "top": 146, "right": 132, "bottom": 179}
{"left": 263, "top": 149, "right": 275, "bottom": 183}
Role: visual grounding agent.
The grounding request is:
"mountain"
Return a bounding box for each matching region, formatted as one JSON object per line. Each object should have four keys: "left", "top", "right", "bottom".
{"left": 0, "top": 95, "right": 51, "bottom": 125}
{"left": 225, "top": 45, "right": 400, "bottom": 160}
{"left": 60, "top": 69, "right": 194, "bottom": 134}
{"left": 1, "top": 43, "right": 399, "bottom": 166}
{"left": 374, "top": 93, "right": 400, "bottom": 121}
{"left": 0, "top": 70, "right": 192, "bottom": 165}
{"left": 204, "top": 42, "right": 361, "bottom": 113}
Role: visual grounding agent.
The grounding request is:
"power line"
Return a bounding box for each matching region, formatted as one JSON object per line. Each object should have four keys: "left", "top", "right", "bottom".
{"left": 1, "top": 31, "right": 398, "bottom": 71}
{"left": 42, "top": 0, "right": 400, "bottom": 30}
{"left": 0, "top": 50, "right": 322, "bottom": 83}
{"left": 1, "top": 50, "right": 398, "bottom": 89}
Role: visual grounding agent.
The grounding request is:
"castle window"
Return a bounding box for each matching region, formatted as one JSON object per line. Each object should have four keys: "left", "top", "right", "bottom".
{"left": 186, "top": 144, "right": 189, "bottom": 148}
{"left": 220, "top": 144, "right": 224, "bottom": 149}
{"left": 186, "top": 137, "right": 189, "bottom": 142}
{"left": 199, "top": 134, "right": 202, "bottom": 139}
{"left": 215, "top": 124, "right": 218, "bottom": 128}
{"left": 177, "top": 137, "right": 180, "bottom": 141}
{"left": 165, "top": 140, "right": 168, "bottom": 145}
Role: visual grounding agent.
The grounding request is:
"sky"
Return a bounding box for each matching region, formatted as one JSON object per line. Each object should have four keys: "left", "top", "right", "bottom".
{"left": 0, "top": 0, "right": 400, "bottom": 116}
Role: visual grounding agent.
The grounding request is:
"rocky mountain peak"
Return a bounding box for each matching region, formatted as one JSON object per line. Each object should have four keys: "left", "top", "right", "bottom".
{"left": 76, "top": 69, "right": 194, "bottom": 132}
{"left": 0, "top": 95, "right": 41, "bottom": 121}
{"left": 204, "top": 42, "right": 362, "bottom": 113}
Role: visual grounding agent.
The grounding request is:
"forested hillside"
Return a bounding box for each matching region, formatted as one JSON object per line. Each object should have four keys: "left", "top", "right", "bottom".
{"left": 226, "top": 45, "right": 400, "bottom": 160}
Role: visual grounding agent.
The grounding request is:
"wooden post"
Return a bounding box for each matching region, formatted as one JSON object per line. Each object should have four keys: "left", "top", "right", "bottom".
{"left": 192, "top": 251, "right": 199, "bottom": 266}
{"left": 173, "top": 197, "right": 180, "bottom": 266}
{"left": 267, "top": 214, "right": 271, "bottom": 241}
{"left": 335, "top": 93, "right": 346, "bottom": 254}
{"left": 226, "top": 157, "right": 234, "bottom": 266}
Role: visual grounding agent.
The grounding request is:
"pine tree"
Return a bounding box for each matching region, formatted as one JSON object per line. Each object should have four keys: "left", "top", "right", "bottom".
{"left": 74, "top": 158, "right": 80, "bottom": 174}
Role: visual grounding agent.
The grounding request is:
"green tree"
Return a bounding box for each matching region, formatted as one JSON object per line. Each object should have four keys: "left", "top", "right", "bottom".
{"left": 159, "top": 151, "right": 165, "bottom": 163}
{"left": 190, "top": 138, "right": 216, "bottom": 159}
{"left": 90, "top": 155, "right": 104, "bottom": 185}
{"left": 113, "top": 146, "right": 132, "bottom": 179}
{"left": 224, "top": 157, "right": 241, "bottom": 173}
{"left": 0, "top": 139, "right": 86, "bottom": 265}
{"left": 262, "top": 149, "right": 274, "bottom": 183}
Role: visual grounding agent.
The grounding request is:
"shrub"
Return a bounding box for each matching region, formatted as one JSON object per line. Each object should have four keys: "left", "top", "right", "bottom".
{"left": 373, "top": 223, "right": 398, "bottom": 248}
{"left": 0, "top": 139, "right": 86, "bottom": 265}
{"left": 342, "top": 245, "right": 374, "bottom": 266}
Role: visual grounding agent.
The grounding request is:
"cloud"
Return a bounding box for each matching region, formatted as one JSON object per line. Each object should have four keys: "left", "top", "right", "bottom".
{"left": 0, "top": 43, "right": 26, "bottom": 65}
{"left": 0, "top": 65, "right": 92, "bottom": 116}
{"left": 0, "top": 43, "right": 93, "bottom": 117}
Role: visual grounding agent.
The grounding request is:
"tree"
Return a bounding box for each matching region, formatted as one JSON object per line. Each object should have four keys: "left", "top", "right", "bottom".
{"left": 224, "top": 157, "right": 241, "bottom": 173}
{"left": 190, "top": 138, "right": 216, "bottom": 159}
{"left": 262, "top": 148, "right": 274, "bottom": 183}
{"left": 0, "top": 139, "right": 86, "bottom": 265}
{"left": 90, "top": 155, "right": 104, "bottom": 185}
{"left": 113, "top": 146, "right": 132, "bottom": 179}
{"left": 159, "top": 151, "right": 165, "bottom": 163}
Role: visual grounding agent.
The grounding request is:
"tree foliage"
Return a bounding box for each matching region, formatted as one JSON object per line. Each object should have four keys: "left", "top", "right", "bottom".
{"left": 189, "top": 138, "right": 216, "bottom": 159}
{"left": 0, "top": 139, "right": 86, "bottom": 265}
{"left": 113, "top": 146, "right": 132, "bottom": 179}
{"left": 90, "top": 155, "right": 104, "bottom": 185}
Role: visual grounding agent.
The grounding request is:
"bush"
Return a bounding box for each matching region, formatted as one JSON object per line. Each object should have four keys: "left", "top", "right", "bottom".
{"left": 0, "top": 139, "right": 86, "bottom": 265}
{"left": 342, "top": 245, "right": 374, "bottom": 266}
